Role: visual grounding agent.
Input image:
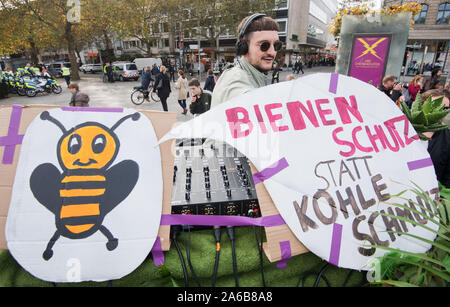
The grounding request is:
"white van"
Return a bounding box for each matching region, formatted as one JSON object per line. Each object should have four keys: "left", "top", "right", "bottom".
{"left": 134, "top": 58, "right": 162, "bottom": 71}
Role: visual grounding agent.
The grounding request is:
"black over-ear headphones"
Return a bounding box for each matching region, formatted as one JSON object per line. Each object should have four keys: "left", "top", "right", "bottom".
{"left": 235, "top": 13, "right": 267, "bottom": 56}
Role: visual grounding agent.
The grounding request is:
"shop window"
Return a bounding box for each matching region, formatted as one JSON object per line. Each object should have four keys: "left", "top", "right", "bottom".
{"left": 414, "top": 4, "right": 428, "bottom": 24}
{"left": 436, "top": 2, "right": 450, "bottom": 24}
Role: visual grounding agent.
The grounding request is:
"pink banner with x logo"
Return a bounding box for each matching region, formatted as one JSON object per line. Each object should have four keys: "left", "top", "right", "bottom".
{"left": 349, "top": 35, "right": 391, "bottom": 87}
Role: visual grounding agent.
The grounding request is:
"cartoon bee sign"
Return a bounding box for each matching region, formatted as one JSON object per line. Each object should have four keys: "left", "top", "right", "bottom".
{"left": 6, "top": 108, "right": 163, "bottom": 283}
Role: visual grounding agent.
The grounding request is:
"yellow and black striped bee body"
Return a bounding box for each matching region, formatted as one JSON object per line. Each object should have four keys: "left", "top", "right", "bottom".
{"left": 58, "top": 170, "right": 107, "bottom": 240}
{"left": 30, "top": 112, "right": 140, "bottom": 261}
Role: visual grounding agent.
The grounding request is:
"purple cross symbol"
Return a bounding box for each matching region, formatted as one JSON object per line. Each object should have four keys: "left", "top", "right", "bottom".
{"left": 0, "top": 105, "right": 24, "bottom": 165}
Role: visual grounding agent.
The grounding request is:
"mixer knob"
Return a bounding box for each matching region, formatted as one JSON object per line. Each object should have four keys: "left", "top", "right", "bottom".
{"left": 227, "top": 189, "right": 232, "bottom": 198}
{"left": 186, "top": 183, "right": 191, "bottom": 191}
{"left": 206, "top": 191, "right": 211, "bottom": 199}
{"left": 224, "top": 180, "right": 230, "bottom": 188}
{"left": 247, "top": 188, "right": 252, "bottom": 196}
{"left": 203, "top": 166, "right": 209, "bottom": 172}
{"left": 185, "top": 192, "right": 190, "bottom": 201}
{"left": 186, "top": 178, "right": 191, "bottom": 184}
{"left": 243, "top": 178, "right": 249, "bottom": 186}
{"left": 205, "top": 182, "right": 211, "bottom": 189}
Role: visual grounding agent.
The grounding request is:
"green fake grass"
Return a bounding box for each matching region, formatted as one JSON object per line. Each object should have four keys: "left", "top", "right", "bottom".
{"left": 0, "top": 226, "right": 366, "bottom": 287}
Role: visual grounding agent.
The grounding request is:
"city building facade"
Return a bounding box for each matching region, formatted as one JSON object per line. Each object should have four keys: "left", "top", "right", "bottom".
{"left": 117, "top": 0, "right": 338, "bottom": 69}
{"left": 384, "top": 0, "right": 450, "bottom": 77}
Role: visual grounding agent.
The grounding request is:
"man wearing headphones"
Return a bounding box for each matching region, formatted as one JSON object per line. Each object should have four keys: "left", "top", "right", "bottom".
{"left": 211, "top": 14, "right": 281, "bottom": 109}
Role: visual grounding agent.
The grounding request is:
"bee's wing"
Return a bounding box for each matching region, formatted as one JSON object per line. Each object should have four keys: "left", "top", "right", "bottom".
{"left": 102, "top": 160, "right": 139, "bottom": 215}
{"left": 30, "top": 163, "right": 62, "bottom": 215}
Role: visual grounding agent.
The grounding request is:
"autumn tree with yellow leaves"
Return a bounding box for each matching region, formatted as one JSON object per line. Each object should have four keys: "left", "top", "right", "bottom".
{"left": 329, "top": 2, "right": 424, "bottom": 38}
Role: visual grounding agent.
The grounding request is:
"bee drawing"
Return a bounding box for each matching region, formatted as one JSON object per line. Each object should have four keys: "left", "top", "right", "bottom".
{"left": 30, "top": 111, "right": 141, "bottom": 261}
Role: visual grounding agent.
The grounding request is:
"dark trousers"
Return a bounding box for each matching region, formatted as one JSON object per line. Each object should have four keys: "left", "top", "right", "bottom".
{"left": 64, "top": 76, "right": 71, "bottom": 86}
{"left": 160, "top": 96, "right": 168, "bottom": 112}
{"left": 272, "top": 77, "right": 279, "bottom": 84}
{"left": 170, "top": 71, "right": 175, "bottom": 82}
{"left": 178, "top": 99, "right": 186, "bottom": 109}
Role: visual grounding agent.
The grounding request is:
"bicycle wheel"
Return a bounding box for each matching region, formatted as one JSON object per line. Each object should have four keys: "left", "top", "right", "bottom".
{"left": 131, "top": 89, "right": 145, "bottom": 105}
{"left": 150, "top": 91, "right": 160, "bottom": 102}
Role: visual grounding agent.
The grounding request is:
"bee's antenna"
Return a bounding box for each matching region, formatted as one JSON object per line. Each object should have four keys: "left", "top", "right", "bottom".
{"left": 111, "top": 112, "right": 141, "bottom": 132}
{"left": 40, "top": 111, "right": 67, "bottom": 134}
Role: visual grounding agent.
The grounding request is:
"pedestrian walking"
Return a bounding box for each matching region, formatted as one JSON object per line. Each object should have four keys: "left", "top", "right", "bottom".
{"left": 295, "top": 60, "right": 304, "bottom": 74}
{"left": 62, "top": 64, "right": 71, "bottom": 87}
{"left": 153, "top": 65, "right": 171, "bottom": 112}
{"left": 204, "top": 69, "right": 216, "bottom": 92}
{"left": 169, "top": 62, "right": 176, "bottom": 82}
{"left": 174, "top": 70, "right": 189, "bottom": 115}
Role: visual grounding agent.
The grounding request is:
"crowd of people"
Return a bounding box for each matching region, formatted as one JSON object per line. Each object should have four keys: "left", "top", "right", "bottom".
{"left": 377, "top": 68, "right": 450, "bottom": 197}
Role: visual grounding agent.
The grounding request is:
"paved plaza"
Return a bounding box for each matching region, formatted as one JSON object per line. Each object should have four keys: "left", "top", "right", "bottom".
{"left": 0, "top": 66, "right": 335, "bottom": 123}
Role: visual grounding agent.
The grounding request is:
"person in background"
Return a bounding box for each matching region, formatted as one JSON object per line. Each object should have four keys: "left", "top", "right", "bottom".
{"left": 68, "top": 83, "right": 90, "bottom": 107}
{"left": 408, "top": 74, "right": 423, "bottom": 103}
{"left": 62, "top": 64, "right": 71, "bottom": 87}
{"left": 189, "top": 78, "right": 212, "bottom": 116}
{"left": 169, "top": 62, "right": 176, "bottom": 82}
{"left": 153, "top": 65, "right": 171, "bottom": 112}
{"left": 377, "top": 75, "right": 403, "bottom": 104}
{"left": 423, "top": 67, "right": 442, "bottom": 92}
{"left": 271, "top": 64, "right": 281, "bottom": 84}
{"left": 140, "top": 66, "right": 153, "bottom": 102}
{"left": 204, "top": 69, "right": 216, "bottom": 92}
{"left": 425, "top": 89, "right": 450, "bottom": 198}
{"left": 106, "top": 62, "right": 114, "bottom": 83}
{"left": 174, "top": 69, "right": 189, "bottom": 115}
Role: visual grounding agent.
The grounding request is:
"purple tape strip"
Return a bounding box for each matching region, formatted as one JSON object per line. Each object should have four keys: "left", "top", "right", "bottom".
{"left": 160, "top": 214, "right": 286, "bottom": 228}
{"left": 276, "top": 241, "right": 292, "bottom": 269}
{"left": 253, "top": 158, "right": 289, "bottom": 185}
{"left": 151, "top": 237, "right": 165, "bottom": 267}
{"left": 1, "top": 105, "right": 24, "bottom": 165}
{"left": 329, "top": 223, "right": 343, "bottom": 266}
{"left": 407, "top": 158, "right": 434, "bottom": 171}
{"left": 329, "top": 73, "right": 339, "bottom": 94}
{"left": 61, "top": 107, "right": 124, "bottom": 113}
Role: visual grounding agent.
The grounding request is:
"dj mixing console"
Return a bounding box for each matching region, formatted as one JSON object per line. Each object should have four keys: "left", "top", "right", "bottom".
{"left": 171, "top": 139, "right": 261, "bottom": 218}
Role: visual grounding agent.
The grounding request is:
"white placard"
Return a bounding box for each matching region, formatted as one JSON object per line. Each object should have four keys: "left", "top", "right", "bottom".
{"left": 160, "top": 73, "right": 440, "bottom": 270}
{"left": 6, "top": 108, "right": 163, "bottom": 282}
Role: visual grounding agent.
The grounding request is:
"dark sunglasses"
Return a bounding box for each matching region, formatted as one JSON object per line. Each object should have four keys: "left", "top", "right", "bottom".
{"left": 259, "top": 40, "right": 283, "bottom": 52}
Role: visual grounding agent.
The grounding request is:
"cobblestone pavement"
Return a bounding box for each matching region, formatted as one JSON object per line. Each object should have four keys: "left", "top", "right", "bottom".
{"left": 0, "top": 66, "right": 335, "bottom": 123}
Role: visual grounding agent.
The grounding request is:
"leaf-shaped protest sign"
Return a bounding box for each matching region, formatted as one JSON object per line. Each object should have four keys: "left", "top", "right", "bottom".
{"left": 159, "top": 73, "right": 440, "bottom": 271}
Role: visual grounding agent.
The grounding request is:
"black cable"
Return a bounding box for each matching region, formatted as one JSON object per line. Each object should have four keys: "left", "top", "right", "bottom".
{"left": 250, "top": 210, "right": 266, "bottom": 287}
{"left": 212, "top": 226, "right": 222, "bottom": 287}
{"left": 313, "top": 263, "right": 331, "bottom": 287}
{"left": 171, "top": 226, "right": 189, "bottom": 287}
{"left": 226, "top": 226, "right": 239, "bottom": 287}
{"left": 184, "top": 227, "right": 201, "bottom": 287}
